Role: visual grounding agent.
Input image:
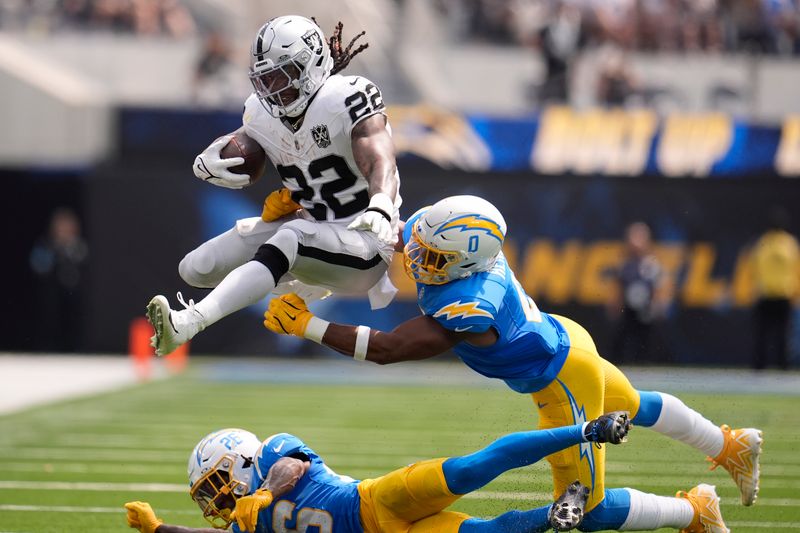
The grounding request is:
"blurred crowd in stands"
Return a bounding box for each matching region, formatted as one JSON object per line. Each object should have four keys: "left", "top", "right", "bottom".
{"left": 437, "top": 0, "right": 800, "bottom": 55}
{"left": 0, "top": 0, "right": 196, "bottom": 37}
{"left": 6, "top": 0, "right": 798, "bottom": 56}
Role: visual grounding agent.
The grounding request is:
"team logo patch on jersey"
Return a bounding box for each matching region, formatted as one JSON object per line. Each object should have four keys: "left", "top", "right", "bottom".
{"left": 433, "top": 301, "right": 493, "bottom": 320}
{"left": 311, "top": 124, "right": 331, "bottom": 148}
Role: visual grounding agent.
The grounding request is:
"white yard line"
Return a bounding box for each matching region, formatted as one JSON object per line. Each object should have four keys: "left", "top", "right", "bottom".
{"left": 1, "top": 505, "right": 797, "bottom": 530}
{"left": 0, "top": 480, "right": 186, "bottom": 492}
{"left": 0, "top": 504, "right": 195, "bottom": 514}
{"left": 1, "top": 480, "right": 799, "bottom": 508}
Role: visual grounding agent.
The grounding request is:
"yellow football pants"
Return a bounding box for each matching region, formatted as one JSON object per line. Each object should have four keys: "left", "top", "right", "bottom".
{"left": 532, "top": 315, "right": 641, "bottom": 512}
{"left": 358, "top": 458, "right": 470, "bottom": 533}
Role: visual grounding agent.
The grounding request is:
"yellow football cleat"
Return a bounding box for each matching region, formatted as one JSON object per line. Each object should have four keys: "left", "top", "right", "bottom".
{"left": 677, "top": 484, "right": 729, "bottom": 533}
{"left": 707, "top": 425, "right": 763, "bottom": 506}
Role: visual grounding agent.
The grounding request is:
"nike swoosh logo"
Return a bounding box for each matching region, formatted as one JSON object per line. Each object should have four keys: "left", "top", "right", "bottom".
{"left": 454, "top": 326, "right": 472, "bottom": 332}
{"left": 167, "top": 313, "right": 178, "bottom": 334}
{"left": 286, "top": 313, "right": 297, "bottom": 321}
{"left": 196, "top": 160, "right": 215, "bottom": 179}
{"left": 272, "top": 441, "right": 284, "bottom": 453}
{"left": 349, "top": 78, "right": 360, "bottom": 85}
{"left": 537, "top": 402, "right": 548, "bottom": 409}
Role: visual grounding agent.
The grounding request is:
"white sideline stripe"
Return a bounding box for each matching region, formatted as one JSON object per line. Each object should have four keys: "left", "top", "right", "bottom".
{"left": 0, "top": 504, "right": 195, "bottom": 515}
{"left": 0, "top": 355, "right": 140, "bottom": 415}
{"left": 2, "top": 480, "right": 799, "bottom": 507}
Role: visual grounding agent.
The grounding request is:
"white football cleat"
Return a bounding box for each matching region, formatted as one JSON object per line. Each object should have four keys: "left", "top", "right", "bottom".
{"left": 146, "top": 293, "right": 205, "bottom": 356}
{"left": 677, "top": 483, "right": 729, "bottom": 533}
{"left": 707, "top": 425, "right": 763, "bottom": 506}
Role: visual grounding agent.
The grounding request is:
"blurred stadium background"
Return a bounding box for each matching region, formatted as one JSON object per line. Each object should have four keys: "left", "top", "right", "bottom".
{"left": 1, "top": 0, "right": 800, "bottom": 531}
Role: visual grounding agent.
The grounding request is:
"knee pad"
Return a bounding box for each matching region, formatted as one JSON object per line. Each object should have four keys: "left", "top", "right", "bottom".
{"left": 179, "top": 247, "right": 220, "bottom": 288}
{"left": 251, "top": 228, "right": 299, "bottom": 283}
{"left": 579, "top": 489, "right": 631, "bottom": 531}
{"left": 265, "top": 227, "right": 300, "bottom": 265}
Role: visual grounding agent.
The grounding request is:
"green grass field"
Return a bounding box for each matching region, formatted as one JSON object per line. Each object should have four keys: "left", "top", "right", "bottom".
{"left": 0, "top": 366, "right": 798, "bottom": 532}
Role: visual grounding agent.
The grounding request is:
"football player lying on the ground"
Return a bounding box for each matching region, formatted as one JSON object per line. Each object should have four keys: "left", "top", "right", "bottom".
{"left": 265, "top": 195, "right": 763, "bottom": 533}
{"left": 147, "top": 15, "right": 402, "bottom": 357}
{"left": 125, "top": 413, "right": 630, "bottom": 533}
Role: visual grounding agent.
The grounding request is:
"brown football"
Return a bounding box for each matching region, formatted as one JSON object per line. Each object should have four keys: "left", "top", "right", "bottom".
{"left": 220, "top": 131, "right": 267, "bottom": 185}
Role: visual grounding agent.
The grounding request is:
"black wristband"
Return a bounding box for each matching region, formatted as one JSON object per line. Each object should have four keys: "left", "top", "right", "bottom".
{"left": 365, "top": 207, "right": 391, "bottom": 222}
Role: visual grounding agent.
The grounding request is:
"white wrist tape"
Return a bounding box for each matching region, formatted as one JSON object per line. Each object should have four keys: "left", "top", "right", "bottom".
{"left": 304, "top": 316, "right": 330, "bottom": 344}
{"left": 354, "top": 325, "right": 371, "bottom": 361}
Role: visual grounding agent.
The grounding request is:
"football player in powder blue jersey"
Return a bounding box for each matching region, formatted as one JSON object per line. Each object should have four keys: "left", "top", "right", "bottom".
{"left": 124, "top": 414, "right": 630, "bottom": 533}
{"left": 266, "top": 195, "right": 763, "bottom": 533}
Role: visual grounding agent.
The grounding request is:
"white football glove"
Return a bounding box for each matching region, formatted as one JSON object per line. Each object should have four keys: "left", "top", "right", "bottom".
{"left": 347, "top": 193, "right": 396, "bottom": 244}
{"left": 193, "top": 135, "right": 250, "bottom": 189}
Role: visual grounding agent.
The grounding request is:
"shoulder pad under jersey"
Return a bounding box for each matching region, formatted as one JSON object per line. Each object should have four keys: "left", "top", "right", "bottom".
{"left": 428, "top": 294, "right": 497, "bottom": 334}
{"left": 255, "top": 433, "right": 312, "bottom": 480}
{"left": 319, "top": 74, "right": 387, "bottom": 137}
{"left": 242, "top": 93, "right": 264, "bottom": 128}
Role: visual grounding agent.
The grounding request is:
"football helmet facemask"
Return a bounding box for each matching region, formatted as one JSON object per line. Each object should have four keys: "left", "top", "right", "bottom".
{"left": 249, "top": 15, "right": 333, "bottom": 118}
{"left": 188, "top": 428, "right": 261, "bottom": 529}
{"left": 404, "top": 195, "right": 507, "bottom": 285}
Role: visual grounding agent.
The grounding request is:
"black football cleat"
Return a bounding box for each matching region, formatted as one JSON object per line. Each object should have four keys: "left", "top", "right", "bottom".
{"left": 548, "top": 480, "right": 590, "bottom": 531}
{"left": 584, "top": 411, "right": 631, "bottom": 445}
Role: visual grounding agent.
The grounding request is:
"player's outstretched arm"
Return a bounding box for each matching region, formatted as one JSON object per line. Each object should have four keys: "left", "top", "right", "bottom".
{"left": 347, "top": 114, "right": 398, "bottom": 243}
{"left": 123, "top": 501, "right": 218, "bottom": 533}
{"left": 264, "top": 294, "right": 493, "bottom": 363}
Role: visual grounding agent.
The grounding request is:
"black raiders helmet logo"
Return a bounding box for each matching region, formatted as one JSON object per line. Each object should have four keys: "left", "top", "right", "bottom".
{"left": 311, "top": 124, "right": 331, "bottom": 148}
{"left": 302, "top": 30, "right": 322, "bottom": 54}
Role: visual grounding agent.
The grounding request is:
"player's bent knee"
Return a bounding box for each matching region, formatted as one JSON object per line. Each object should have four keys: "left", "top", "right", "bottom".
{"left": 178, "top": 248, "right": 220, "bottom": 288}
{"left": 253, "top": 243, "right": 291, "bottom": 283}
{"left": 578, "top": 489, "right": 630, "bottom": 531}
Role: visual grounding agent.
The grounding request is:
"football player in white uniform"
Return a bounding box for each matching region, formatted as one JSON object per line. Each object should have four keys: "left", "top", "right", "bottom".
{"left": 147, "top": 15, "right": 401, "bottom": 356}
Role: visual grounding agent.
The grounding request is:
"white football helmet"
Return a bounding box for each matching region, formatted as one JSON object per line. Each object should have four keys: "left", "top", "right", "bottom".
{"left": 249, "top": 15, "right": 333, "bottom": 118}
{"left": 188, "top": 428, "right": 262, "bottom": 529}
{"left": 404, "top": 195, "right": 507, "bottom": 285}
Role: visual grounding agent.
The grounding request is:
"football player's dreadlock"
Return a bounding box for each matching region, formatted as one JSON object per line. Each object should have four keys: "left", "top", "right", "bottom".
{"left": 313, "top": 18, "right": 369, "bottom": 75}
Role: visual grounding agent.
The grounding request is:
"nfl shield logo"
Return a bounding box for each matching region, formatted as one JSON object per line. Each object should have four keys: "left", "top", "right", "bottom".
{"left": 311, "top": 124, "right": 331, "bottom": 148}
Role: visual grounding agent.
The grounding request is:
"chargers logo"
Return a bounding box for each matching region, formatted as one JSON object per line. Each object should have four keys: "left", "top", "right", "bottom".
{"left": 434, "top": 301, "right": 493, "bottom": 320}
{"left": 435, "top": 214, "right": 504, "bottom": 242}
{"left": 556, "top": 379, "right": 596, "bottom": 494}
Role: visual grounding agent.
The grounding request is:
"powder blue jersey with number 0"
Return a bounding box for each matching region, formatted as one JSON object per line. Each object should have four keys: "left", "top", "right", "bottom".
{"left": 231, "top": 433, "right": 363, "bottom": 533}
{"left": 404, "top": 211, "right": 571, "bottom": 393}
